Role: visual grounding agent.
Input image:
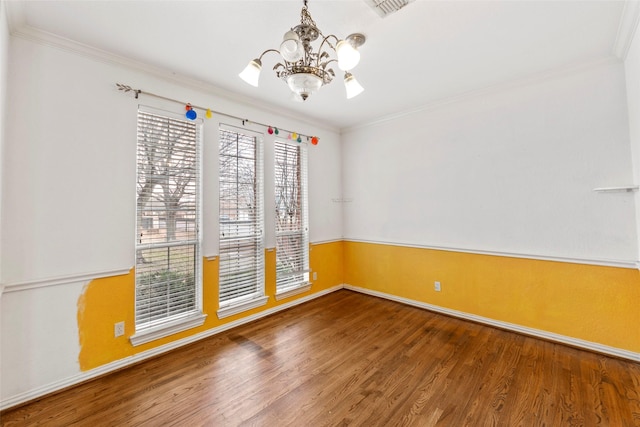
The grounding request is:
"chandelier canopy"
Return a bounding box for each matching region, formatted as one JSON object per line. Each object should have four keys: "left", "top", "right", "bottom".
{"left": 239, "top": 0, "right": 365, "bottom": 101}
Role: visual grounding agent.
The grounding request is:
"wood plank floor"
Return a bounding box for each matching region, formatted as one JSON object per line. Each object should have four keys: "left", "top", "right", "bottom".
{"left": 2, "top": 290, "right": 640, "bottom": 426}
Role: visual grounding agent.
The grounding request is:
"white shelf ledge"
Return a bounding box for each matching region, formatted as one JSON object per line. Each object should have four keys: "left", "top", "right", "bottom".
{"left": 593, "top": 186, "right": 639, "bottom": 193}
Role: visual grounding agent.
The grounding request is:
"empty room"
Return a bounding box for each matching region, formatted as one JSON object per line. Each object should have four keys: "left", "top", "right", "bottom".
{"left": 1, "top": 0, "right": 640, "bottom": 425}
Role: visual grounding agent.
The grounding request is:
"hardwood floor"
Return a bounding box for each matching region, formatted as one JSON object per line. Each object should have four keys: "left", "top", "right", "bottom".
{"left": 2, "top": 290, "right": 640, "bottom": 426}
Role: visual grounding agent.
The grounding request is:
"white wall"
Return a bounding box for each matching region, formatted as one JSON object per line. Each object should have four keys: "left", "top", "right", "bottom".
{"left": 0, "top": 34, "right": 342, "bottom": 406}
{"left": 0, "top": 0, "right": 9, "bottom": 408}
{"left": 342, "top": 60, "right": 637, "bottom": 263}
{"left": 1, "top": 281, "right": 85, "bottom": 401}
{"left": 1, "top": 36, "right": 342, "bottom": 286}
{"left": 624, "top": 20, "right": 640, "bottom": 264}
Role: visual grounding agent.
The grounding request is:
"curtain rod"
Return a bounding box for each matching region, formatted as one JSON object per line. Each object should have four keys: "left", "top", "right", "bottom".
{"left": 115, "top": 83, "right": 319, "bottom": 143}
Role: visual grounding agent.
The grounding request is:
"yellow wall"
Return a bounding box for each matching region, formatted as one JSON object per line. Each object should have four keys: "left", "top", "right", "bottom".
{"left": 77, "top": 241, "right": 344, "bottom": 371}
{"left": 344, "top": 241, "right": 640, "bottom": 353}
{"left": 78, "top": 238, "right": 640, "bottom": 371}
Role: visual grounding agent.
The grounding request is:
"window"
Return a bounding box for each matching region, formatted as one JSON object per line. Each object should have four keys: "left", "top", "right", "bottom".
{"left": 218, "top": 125, "right": 266, "bottom": 317}
{"left": 133, "top": 107, "right": 204, "bottom": 345}
{"left": 275, "top": 140, "right": 309, "bottom": 297}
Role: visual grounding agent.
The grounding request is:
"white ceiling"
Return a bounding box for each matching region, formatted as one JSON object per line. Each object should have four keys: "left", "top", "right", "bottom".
{"left": 5, "top": 0, "right": 630, "bottom": 130}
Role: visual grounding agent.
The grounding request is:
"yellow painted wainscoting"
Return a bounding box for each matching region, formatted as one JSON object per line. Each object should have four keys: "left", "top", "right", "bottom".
{"left": 77, "top": 241, "right": 344, "bottom": 371}
{"left": 343, "top": 241, "right": 640, "bottom": 354}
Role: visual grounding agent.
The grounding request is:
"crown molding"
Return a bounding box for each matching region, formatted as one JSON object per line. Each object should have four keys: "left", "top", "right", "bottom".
{"left": 9, "top": 24, "right": 340, "bottom": 135}
{"left": 613, "top": 0, "right": 640, "bottom": 60}
{"left": 342, "top": 55, "right": 621, "bottom": 134}
{"left": 4, "top": 0, "right": 25, "bottom": 35}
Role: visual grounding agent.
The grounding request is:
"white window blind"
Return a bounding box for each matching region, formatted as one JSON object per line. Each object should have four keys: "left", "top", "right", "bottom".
{"left": 135, "top": 107, "right": 201, "bottom": 329}
{"left": 275, "top": 140, "right": 309, "bottom": 291}
{"left": 219, "top": 126, "right": 264, "bottom": 307}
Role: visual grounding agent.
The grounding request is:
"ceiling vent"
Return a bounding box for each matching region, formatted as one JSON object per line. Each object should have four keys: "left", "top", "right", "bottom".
{"left": 365, "top": 0, "right": 415, "bottom": 18}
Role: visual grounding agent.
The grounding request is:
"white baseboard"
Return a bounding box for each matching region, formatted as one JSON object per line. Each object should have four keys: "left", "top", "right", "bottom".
{"left": 343, "top": 284, "right": 640, "bottom": 363}
{"left": 0, "top": 285, "right": 344, "bottom": 411}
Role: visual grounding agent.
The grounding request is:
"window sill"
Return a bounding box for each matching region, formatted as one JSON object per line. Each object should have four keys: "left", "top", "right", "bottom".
{"left": 275, "top": 283, "right": 312, "bottom": 301}
{"left": 130, "top": 312, "right": 207, "bottom": 347}
{"left": 217, "top": 295, "right": 269, "bottom": 319}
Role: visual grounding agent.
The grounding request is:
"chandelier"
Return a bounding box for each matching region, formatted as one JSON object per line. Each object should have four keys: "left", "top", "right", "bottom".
{"left": 239, "top": 0, "right": 366, "bottom": 101}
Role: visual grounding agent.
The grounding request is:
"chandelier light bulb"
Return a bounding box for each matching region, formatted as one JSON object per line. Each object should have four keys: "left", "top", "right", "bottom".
{"left": 239, "top": 59, "right": 262, "bottom": 87}
{"left": 280, "top": 30, "right": 304, "bottom": 62}
{"left": 282, "top": 31, "right": 299, "bottom": 50}
{"left": 336, "top": 40, "right": 360, "bottom": 71}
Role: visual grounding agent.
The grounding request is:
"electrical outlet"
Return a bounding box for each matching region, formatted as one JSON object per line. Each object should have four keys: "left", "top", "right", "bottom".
{"left": 114, "top": 321, "right": 125, "bottom": 337}
{"left": 434, "top": 281, "right": 441, "bottom": 292}
{"left": 313, "top": 272, "right": 318, "bottom": 281}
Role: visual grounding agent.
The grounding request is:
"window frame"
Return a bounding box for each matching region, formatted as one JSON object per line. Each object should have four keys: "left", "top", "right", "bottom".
{"left": 131, "top": 106, "right": 206, "bottom": 346}
{"left": 217, "top": 124, "right": 267, "bottom": 318}
{"left": 274, "top": 139, "right": 310, "bottom": 300}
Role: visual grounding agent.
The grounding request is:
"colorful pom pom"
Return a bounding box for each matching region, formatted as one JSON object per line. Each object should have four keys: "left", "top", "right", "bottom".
{"left": 186, "top": 109, "right": 197, "bottom": 120}
{"left": 205, "top": 109, "right": 212, "bottom": 119}
{"left": 268, "top": 126, "right": 274, "bottom": 135}
{"left": 311, "top": 136, "right": 319, "bottom": 145}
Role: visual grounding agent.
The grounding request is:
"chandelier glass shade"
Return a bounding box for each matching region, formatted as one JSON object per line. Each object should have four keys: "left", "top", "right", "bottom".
{"left": 238, "top": 59, "right": 262, "bottom": 87}
{"left": 239, "top": 1, "right": 365, "bottom": 101}
{"left": 344, "top": 72, "right": 365, "bottom": 99}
